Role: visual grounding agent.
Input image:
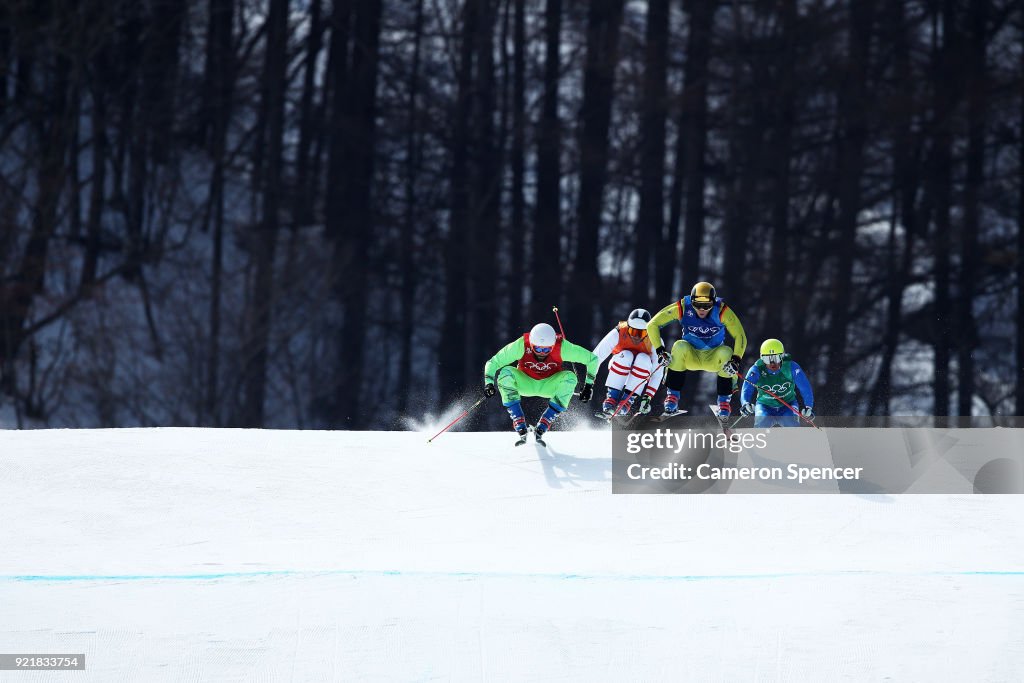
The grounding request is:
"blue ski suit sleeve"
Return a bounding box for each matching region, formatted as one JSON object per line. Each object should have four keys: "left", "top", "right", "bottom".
{"left": 741, "top": 365, "right": 760, "bottom": 404}
{"left": 792, "top": 362, "right": 814, "bottom": 407}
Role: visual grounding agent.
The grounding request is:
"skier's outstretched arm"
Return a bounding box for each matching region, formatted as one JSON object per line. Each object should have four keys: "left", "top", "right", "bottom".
{"left": 483, "top": 337, "right": 525, "bottom": 386}
{"left": 647, "top": 302, "right": 682, "bottom": 351}
{"left": 720, "top": 305, "right": 748, "bottom": 358}
{"left": 741, "top": 365, "right": 760, "bottom": 404}
{"left": 592, "top": 329, "right": 619, "bottom": 364}
{"left": 791, "top": 362, "right": 814, "bottom": 408}
{"left": 560, "top": 340, "right": 599, "bottom": 386}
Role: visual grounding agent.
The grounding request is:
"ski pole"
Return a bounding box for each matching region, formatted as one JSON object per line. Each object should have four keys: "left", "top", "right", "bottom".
{"left": 737, "top": 375, "right": 819, "bottom": 429}
{"left": 727, "top": 412, "right": 750, "bottom": 430}
{"left": 552, "top": 305, "right": 584, "bottom": 387}
{"left": 552, "top": 306, "right": 566, "bottom": 337}
{"left": 427, "top": 395, "right": 488, "bottom": 443}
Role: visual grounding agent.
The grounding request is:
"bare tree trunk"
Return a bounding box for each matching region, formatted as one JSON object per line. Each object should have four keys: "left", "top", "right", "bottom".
{"left": 397, "top": 0, "right": 424, "bottom": 416}
{"left": 470, "top": 0, "right": 501, "bottom": 385}
{"left": 12, "top": 3, "right": 34, "bottom": 106}
{"left": 677, "top": 0, "right": 713, "bottom": 296}
{"left": 332, "top": 0, "right": 382, "bottom": 426}
{"left": 957, "top": 0, "right": 988, "bottom": 416}
{"left": 720, "top": 129, "right": 759, "bottom": 308}
{"left": 68, "top": 74, "right": 82, "bottom": 241}
{"left": 321, "top": 0, "right": 351, "bottom": 423}
{"left": 532, "top": 0, "right": 561, "bottom": 322}
{"left": 633, "top": 0, "right": 668, "bottom": 305}
{"left": 766, "top": 0, "right": 796, "bottom": 329}
{"left": 442, "top": 0, "right": 477, "bottom": 401}
{"left": 241, "top": 0, "right": 289, "bottom": 427}
{"left": 0, "top": 10, "right": 69, "bottom": 374}
{"left": 124, "top": 0, "right": 183, "bottom": 274}
{"left": 294, "top": 0, "right": 323, "bottom": 225}
{"left": 81, "top": 44, "right": 108, "bottom": 288}
{"left": 200, "top": 0, "right": 231, "bottom": 142}
{"left": 931, "top": 0, "right": 958, "bottom": 417}
{"left": 0, "top": 5, "right": 8, "bottom": 110}
{"left": 821, "top": 0, "right": 874, "bottom": 415}
{"left": 323, "top": 0, "right": 351, "bottom": 248}
{"left": 508, "top": 0, "right": 526, "bottom": 321}
{"left": 144, "top": 0, "right": 184, "bottom": 161}
{"left": 1018, "top": 21, "right": 1024, "bottom": 416}
{"left": 868, "top": 0, "right": 923, "bottom": 416}
{"left": 204, "top": 0, "right": 234, "bottom": 425}
{"left": 721, "top": 3, "right": 763, "bottom": 302}
{"left": 570, "top": 0, "right": 625, "bottom": 343}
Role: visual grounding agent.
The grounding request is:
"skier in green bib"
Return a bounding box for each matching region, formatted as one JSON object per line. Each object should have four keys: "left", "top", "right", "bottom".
{"left": 739, "top": 339, "right": 815, "bottom": 427}
{"left": 483, "top": 322, "right": 598, "bottom": 444}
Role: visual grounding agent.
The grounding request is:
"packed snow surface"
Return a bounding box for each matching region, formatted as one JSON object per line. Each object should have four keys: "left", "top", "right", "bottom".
{"left": 2, "top": 428, "right": 1023, "bottom": 681}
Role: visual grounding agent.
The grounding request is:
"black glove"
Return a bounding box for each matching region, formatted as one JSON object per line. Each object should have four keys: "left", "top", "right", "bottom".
{"left": 723, "top": 355, "right": 741, "bottom": 377}
{"left": 656, "top": 346, "right": 671, "bottom": 365}
{"left": 578, "top": 384, "right": 593, "bottom": 403}
{"left": 483, "top": 382, "right": 496, "bottom": 398}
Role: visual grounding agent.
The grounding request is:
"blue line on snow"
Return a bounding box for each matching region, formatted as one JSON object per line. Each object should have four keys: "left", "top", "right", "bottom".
{"left": 3, "top": 569, "right": 1024, "bottom": 583}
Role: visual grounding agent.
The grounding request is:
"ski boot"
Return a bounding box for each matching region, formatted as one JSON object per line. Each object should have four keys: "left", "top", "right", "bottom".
{"left": 513, "top": 426, "right": 529, "bottom": 447}
{"left": 663, "top": 389, "right": 681, "bottom": 416}
{"left": 716, "top": 397, "right": 732, "bottom": 423}
{"left": 601, "top": 397, "right": 618, "bottom": 417}
{"left": 534, "top": 403, "right": 563, "bottom": 446}
{"left": 601, "top": 388, "right": 623, "bottom": 417}
{"left": 615, "top": 393, "right": 636, "bottom": 417}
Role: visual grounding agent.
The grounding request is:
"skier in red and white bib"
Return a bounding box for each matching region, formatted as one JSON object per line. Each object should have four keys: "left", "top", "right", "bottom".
{"left": 592, "top": 309, "right": 664, "bottom": 416}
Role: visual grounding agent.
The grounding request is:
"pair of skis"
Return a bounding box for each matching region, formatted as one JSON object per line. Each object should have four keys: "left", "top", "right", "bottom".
{"left": 593, "top": 407, "right": 688, "bottom": 425}
{"left": 596, "top": 404, "right": 744, "bottom": 435}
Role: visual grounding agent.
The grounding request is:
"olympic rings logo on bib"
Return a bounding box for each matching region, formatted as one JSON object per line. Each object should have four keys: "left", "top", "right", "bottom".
{"left": 761, "top": 382, "right": 792, "bottom": 394}
{"left": 523, "top": 361, "right": 559, "bottom": 372}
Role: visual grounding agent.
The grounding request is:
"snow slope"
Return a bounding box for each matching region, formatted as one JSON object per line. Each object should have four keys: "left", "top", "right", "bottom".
{"left": 1, "top": 427, "right": 1023, "bottom": 682}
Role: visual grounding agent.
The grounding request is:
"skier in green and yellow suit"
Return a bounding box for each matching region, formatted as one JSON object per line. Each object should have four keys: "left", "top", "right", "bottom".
{"left": 483, "top": 322, "right": 598, "bottom": 441}
{"left": 648, "top": 281, "right": 748, "bottom": 419}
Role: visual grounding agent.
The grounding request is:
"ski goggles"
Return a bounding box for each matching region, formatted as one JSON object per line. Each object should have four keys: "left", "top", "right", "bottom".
{"left": 533, "top": 345, "right": 554, "bottom": 355}
{"left": 762, "top": 353, "right": 783, "bottom": 365}
{"left": 626, "top": 327, "right": 647, "bottom": 338}
{"left": 692, "top": 300, "right": 713, "bottom": 311}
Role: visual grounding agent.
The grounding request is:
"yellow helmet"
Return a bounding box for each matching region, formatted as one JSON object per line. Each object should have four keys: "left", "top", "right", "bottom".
{"left": 760, "top": 338, "right": 785, "bottom": 365}
{"left": 760, "top": 338, "right": 785, "bottom": 356}
{"left": 690, "top": 281, "right": 716, "bottom": 307}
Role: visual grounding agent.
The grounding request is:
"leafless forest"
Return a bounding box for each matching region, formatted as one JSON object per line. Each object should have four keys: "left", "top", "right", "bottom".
{"left": 0, "top": 0, "right": 1021, "bottom": 428}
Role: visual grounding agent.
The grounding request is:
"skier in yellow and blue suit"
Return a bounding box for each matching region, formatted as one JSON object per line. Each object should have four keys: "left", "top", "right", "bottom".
{"left": 647, "top": 281, "right": 748, "bottom": 420}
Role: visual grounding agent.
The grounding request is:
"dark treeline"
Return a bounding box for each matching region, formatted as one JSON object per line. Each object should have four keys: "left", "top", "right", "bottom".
{"left": 0, "top": 0, "right": 1022, "bottom": 428}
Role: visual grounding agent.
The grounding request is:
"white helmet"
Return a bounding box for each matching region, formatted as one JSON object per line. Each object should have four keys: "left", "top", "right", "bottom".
{"left": 529, "top": 322, "right": 557, "bottom": 350}
{"left": 627, "top": 308, "right": 651, "bottom": 330}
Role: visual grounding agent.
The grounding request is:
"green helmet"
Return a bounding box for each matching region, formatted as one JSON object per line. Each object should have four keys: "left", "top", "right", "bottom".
{"left": 760, "top": 338, "right": 785, "bottom": 365}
